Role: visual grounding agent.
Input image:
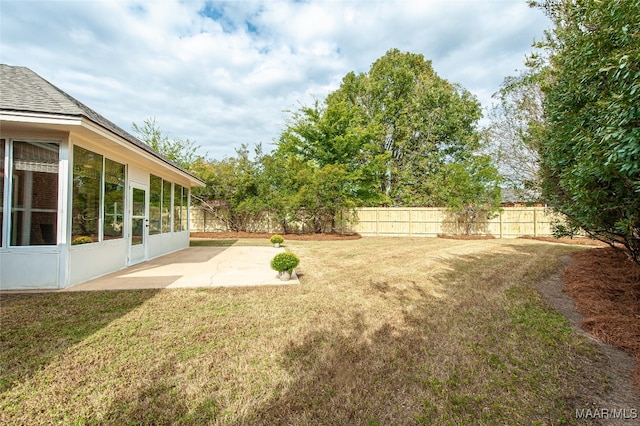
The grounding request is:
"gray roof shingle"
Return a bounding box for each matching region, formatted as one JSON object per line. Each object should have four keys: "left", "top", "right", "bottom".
{"left": 0, "top": 64, "right": 201, "bottom": 183}
{"left": 0, "top": 65, "right": 85, "bottom": 115}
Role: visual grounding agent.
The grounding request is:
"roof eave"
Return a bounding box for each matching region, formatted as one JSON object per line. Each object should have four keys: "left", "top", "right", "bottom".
{"left": 0, "top": 109, "right": 205, "bottom": 188}
{"left": 0, "top": 110, "right": 82, "bottom": 126}
{"left": 80, "top": 117, "right": 206, "bottom": 188}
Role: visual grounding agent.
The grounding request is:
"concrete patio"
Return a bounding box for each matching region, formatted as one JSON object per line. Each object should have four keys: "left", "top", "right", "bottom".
{"left": 65, "top": 246, "right": 299, "bottom": 291}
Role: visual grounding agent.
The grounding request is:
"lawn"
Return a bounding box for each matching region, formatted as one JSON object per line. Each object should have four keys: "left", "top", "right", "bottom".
{"left": 0, "top": 238, "right": 607, "bottom": 425}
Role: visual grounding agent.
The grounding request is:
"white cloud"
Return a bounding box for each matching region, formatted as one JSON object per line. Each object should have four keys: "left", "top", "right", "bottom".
{"left": 0, "top": 0, "right": 549, "bottom": 159}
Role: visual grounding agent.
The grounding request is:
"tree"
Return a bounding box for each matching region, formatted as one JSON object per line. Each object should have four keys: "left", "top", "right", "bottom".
{"left": 277, "top": 97, "right": 389, "bottom": 207}
{"left": 277, "top": 49, "right": 501, "bottom": 214}
{"left": 531, "top": 0, "right": 640, "bottom": 262}
{"left": 292, "top": 163, "right": 357, "bottom": 233}
{"left": 191, "top": 144, "right": 266, "bottom": 232}
{"left": 485, "top": 67, "right": 547, "bottom": 202}
{"left": 364, "top": 50, "right": 486, "bottom": 205}
{"left": 132, "top": 117, "right": 202, "bottom": 171}
{"left": 259, "top": 150, "right": 359, "bottom": 234}
{"left": 430, "top": 155, "right": 503, "bottom": 234}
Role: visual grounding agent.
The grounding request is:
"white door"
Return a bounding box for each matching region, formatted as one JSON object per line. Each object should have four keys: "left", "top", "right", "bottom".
{"left": 129, "top": 184, "right": 148, "bottom": 265}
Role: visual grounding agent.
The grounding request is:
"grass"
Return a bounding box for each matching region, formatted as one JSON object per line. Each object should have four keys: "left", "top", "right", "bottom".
{"left": 189, "top": 239, "right": 239, "bottom": 247}
{"left": 0, "top": 238, "right": 607, "bottom": 425}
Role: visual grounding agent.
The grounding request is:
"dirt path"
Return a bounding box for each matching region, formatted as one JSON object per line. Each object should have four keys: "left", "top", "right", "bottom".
{"left": 537, "top": 255, "right": 640, "bottom": 424}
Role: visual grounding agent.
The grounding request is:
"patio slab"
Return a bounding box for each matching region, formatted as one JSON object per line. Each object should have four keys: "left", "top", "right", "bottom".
{"left": 65, "top": 246, "right": 299, "bottom": 291}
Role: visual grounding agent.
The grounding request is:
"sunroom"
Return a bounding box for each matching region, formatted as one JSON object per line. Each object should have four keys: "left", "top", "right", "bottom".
{"left": 0, "top": 65, "right": 205, "bottom": 290}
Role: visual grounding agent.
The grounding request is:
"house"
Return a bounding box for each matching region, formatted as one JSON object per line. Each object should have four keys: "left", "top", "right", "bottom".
{"left": 0, "top": 64, "right": 205, "bottom": 290}
{"left": 500, "top": 187, "right": 543, "bottom": 207}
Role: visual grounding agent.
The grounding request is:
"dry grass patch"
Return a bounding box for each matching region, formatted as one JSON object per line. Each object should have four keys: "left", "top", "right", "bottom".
{"left": 1, "top": 238, "right": 608, "bottom": 424}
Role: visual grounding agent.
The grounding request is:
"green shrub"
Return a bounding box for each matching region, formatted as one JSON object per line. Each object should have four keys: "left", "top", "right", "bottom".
{"left": 551, "top": 218, "right": 582, "bottom": 239}
{"left": 270, "top": 234, "right": 284, "bottom": 244}
{"left": 71, "top": 236, "right": 94, "bottom": 245}
{"left": 270, "top": 252, "right": 300, "bottom": 274}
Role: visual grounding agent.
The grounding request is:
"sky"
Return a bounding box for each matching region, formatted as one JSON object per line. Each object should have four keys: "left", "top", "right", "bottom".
{"left": 0, "top": 0, "right": 550, "bottom": 160}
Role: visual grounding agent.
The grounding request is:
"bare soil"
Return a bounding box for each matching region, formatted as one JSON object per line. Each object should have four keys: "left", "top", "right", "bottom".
{"left": 437, "top": 234, "right": 496, "bottom": 240}
{"left": 536, "top": 247, "right": 640, "bottom": 421}
{"left": 521, "top": 235, "right": 609, "bottom": 247}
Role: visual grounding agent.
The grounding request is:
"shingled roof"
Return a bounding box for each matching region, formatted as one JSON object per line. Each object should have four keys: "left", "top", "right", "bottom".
{"left": 0, "top": 64, "right": 202, "bottom": 183}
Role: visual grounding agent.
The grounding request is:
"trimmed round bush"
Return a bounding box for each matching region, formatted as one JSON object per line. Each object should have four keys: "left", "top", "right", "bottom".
{"left": 270, "top": 234, "right": 284, "bottom": 244}
{"left": 270, "top": 252, "right": 300, "bottom": 274}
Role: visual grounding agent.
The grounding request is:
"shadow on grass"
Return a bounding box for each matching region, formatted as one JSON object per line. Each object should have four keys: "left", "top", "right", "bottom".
{"left": 99, "top": 355, "right": 222, "bottom": 425}
{"left": 99, "top": 360, "right": 220, "bottom": 425}
{"left": 189, "top": 239, "right": 238, "bottom": 247}
{"left": 240, "top": 244, "right": 603, "bottom": 425}
{"left": 0, "top": 290, "right": 159, "bottom": 394}
{"left": 246, "top": 310, "right": 433, "bottom": 425}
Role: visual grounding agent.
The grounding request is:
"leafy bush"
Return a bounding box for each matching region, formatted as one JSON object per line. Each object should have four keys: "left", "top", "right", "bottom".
{"left": 71, "top": 236, "right": 93, "bottom": 245}
{"left": 270, "top": 252, "right": 300, "bottom": 274}
{"left": 270, "top": 234, "right": 284, "bottom": 244}
{"left": 551, "top": 218, "right": 582, "bottom": 240}
{"left": 533, "top": 0, "right": 640, "bottom": 263}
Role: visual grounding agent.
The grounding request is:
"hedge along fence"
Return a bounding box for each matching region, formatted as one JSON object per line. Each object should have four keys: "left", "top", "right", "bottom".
{"left": 352, "top": 207, "right": 562, "bottom": 238}
{"left": 190, "top": 206, "right": 563, "bottom": 239}
{"left": 189, "top": 207, "right": 354, "bottom": 234}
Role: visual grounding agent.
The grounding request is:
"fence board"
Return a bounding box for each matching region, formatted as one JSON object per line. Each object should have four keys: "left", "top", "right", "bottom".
{"left": 351, "top": 207, "right": 558, "bottom": 238}
{"left": 189, "top": 206, "right": 561, "bottom": 239}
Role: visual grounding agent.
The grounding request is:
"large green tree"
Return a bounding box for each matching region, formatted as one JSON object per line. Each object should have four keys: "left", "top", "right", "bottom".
{"left": 277, "top": 49, "right": 501, "bottom": 217}
{"left": 277, "top": 96, "right": 389, "bottom": 207}
{"left": 532, "top": 0, "right": 640, "bottom": 261}
{"left": 364, "top": 50, "right": 486, "bottom": 205}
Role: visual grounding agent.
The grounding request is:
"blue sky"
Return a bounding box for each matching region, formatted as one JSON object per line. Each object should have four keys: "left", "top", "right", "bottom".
{"left": 0, "top": 0, "right": 549, "bottom": 160}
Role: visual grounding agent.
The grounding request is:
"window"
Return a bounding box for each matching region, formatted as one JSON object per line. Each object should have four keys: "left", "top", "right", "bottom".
{"left": 151, "top": 178, "right": 186, "bottom": 234}
{"left": 131, "top": 187, "right": 145, "bottom": 246}
{"left": 173, "top": 184, "right": 183, "bottom": 232}
{"left": 0, "top": 140, "right": 5, "bottom": 246}
{"left": 71, "top": 146, "right": 125, "bottom": 243}
{"left": 149, "top": 174, "right": 162, "bottom": 235}
{"left": 103, "top": 158, "right": 125, "bottom": 239}
{"left": 72, "top": 146, "right": 103, "bottom": 243}
{"left": 10, "top": 141, "right": 59, "bottom": 246}
{"left": 162, "top": 179, "right": 171, "bottom": 233}
{"left": 181, "top": 186, "right": 189, "bottom": 231}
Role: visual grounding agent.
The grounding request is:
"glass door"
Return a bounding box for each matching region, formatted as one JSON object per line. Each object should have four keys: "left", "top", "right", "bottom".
{"left": 129, "top": 185, "right": 148, "bottom": 265}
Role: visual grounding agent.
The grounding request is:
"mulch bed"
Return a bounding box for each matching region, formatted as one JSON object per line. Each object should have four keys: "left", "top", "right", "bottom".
{"left": 437, "top": 234, "right": 496, "bottom": 240}
{"left": 437, "top": 235, "right": 607, "bottom": 245}
{"left": 190, "top": 231, "right": 362, "bottom": 241}
{"left": 563, "top": 247, "right": 640, "bottom": 386}
{"left": 520, "top": 235, "right": 609, "bottom": 246}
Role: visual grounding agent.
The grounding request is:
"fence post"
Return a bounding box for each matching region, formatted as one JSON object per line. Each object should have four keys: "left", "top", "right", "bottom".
{"left": 499, "top": 210, "right": 503, "bottom": 239}
{"left": 533, "top": 208, "right": 538, "bottom": 237}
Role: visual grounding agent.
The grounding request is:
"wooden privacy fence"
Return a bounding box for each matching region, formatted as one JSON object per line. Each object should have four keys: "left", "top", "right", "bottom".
{"left": 352, "top": 207, "right": 561, "bottom": 238}
{"left": 188, "top": 208, "right": 353, "bottom": 234}
{"left": 190, "top": 206, "right": 562, "bottom": 239}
